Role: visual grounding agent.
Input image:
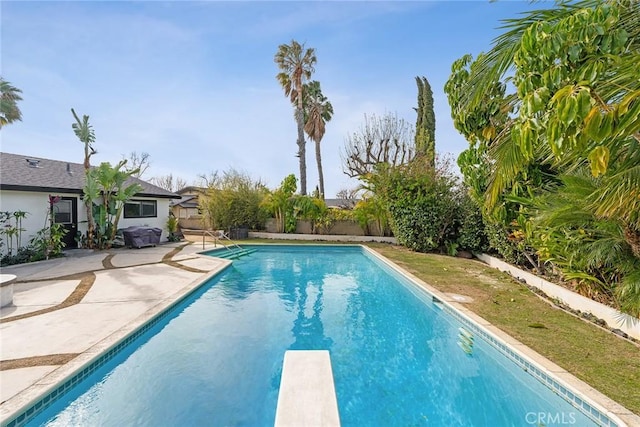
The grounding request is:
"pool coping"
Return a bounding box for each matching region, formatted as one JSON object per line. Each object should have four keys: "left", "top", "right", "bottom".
{"left": 2, "top": 244, "right": 638, "bottom": 426}
{"left": 362, "top": 245, "right": 640, "bottom": 427}
{"left": 0, "top": 257, "right": 232, "bottom": 427}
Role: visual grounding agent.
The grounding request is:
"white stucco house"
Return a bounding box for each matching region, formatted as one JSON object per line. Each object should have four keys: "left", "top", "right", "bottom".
{"left": 0, "top": 152, "right": 180, "bottom": 254}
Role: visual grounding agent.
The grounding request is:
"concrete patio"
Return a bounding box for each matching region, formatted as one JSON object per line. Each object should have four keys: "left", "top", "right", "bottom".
{"left": 0, "top": 242, "right": 229, "bottom": 424}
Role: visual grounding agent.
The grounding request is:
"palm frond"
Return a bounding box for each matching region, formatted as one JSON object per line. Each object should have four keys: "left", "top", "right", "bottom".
{"left": 70, "top": 108, "right": 95, "bottom": 144}
{"left": 0, "top": 78, "right": 23, "bottom": 127}
{"left": 616, "top": 267, "right": 640, "bottom": 317}
{"left": 302, "top": 80, "right": 333, "bottom": 143}
{"left": 465, "top": 0, "right": 593, "bottom": 109}
{"left": 590, "top": 162, "right": 640, "bottom": 228}
{"left": 593, "top": 1, "right": 640, "bottom": 102}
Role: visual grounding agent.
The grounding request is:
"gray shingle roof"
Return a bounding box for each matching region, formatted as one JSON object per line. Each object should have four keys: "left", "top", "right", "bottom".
{"left": 176, "top": 186, "right": 205, "bottom": 195}
{"left": 0, "top": 152, "right": 179, "bottom": 199}
{"left": 171, "top": 195, "right": 200, "bottom": 208}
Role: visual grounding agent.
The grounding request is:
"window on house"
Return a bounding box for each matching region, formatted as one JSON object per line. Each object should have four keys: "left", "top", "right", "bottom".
{"left": 124, "top": 200, "right": 157, "bottom": 218}
{"left": 53, "top": 200, "right": 72, "bottom": 224}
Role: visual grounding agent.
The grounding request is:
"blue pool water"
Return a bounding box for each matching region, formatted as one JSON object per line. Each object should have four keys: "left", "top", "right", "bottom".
{"left": 27, "top": 245, "right": 598, "bottom": 426}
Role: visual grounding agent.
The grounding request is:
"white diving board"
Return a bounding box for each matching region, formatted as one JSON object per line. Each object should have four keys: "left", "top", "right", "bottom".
{"left": 274, "top": 350, "right": 341, "bottom": 427}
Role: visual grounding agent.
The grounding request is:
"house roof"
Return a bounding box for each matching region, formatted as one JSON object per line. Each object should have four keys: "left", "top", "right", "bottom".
{"left": 0, "top": 152, "right": 180, "bottom": 199}
{"left": 171, "top": 194, "right": 200, "bottom": 208}
{"left": 325, "top": 198, "right": 359, "bottom": 209}
{"left": 176, "top": 186, "right": 206, "bottom": 195}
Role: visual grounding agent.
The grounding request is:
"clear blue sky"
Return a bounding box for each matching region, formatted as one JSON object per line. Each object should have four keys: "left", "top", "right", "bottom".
{"left": 1, "top": 1, "right": 543, "bottom": 197}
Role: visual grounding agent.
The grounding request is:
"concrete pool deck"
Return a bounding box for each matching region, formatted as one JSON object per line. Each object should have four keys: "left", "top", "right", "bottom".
{"left": 0, "top": 242, "right": 229, "bottom": 424}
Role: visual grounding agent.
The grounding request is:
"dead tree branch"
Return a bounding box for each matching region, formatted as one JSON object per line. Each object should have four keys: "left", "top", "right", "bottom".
{"left": 341, "top": 113, "right": 415, "bottom": 179}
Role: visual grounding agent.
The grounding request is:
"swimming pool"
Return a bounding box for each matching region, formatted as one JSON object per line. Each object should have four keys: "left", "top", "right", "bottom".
{"left": 19, "top": 245, "right": 607, "bottom": 426}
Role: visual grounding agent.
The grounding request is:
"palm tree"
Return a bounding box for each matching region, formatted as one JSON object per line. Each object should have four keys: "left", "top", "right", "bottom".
{"left": 447, "top": 0, "right": 640, "bottom": 314}
{"left": 469, "top": 0, "right": 639, "bottom": 234}
{"left": 274, "top": 40, "right": 317, "bottom": 196}
{"left": 91, "top": 160, "right": 142, "bottom": 248}
{"left": 0, "top": 78, "right": 23, "bottom": 128}
{"left": 71, "top": 108, "right": 97, "bottom": 248}
{"left": 303, "top": 81, "right": 333, "bottom": 200}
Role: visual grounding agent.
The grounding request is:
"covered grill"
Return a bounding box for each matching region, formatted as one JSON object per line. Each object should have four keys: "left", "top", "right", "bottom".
{"left": 121, "top": 226, "right": 162, "bottom": 248}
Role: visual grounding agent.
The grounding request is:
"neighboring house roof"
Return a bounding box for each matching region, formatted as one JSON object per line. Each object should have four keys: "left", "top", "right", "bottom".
{"left": 0, "top": 152, "right": 180, "bottom": 199}
{"left": 325, "top": 198, "right": 359, "bottom": 209}
{"left": 176, "top": 186, "right": 206, "bottom": 195}
{"left": 171, "top": 195, "right": 200, "bottom": 209}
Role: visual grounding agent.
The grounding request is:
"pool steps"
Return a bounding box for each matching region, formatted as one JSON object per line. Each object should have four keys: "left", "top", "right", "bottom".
{"left": 211, "top": 247, "right": 256, "bottom": 260}
{"left": 275, "top": 350, "right": 341, "bottom": 427}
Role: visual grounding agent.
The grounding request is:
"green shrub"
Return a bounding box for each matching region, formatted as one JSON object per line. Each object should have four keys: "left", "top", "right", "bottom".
{"left": 327, "top": 208, "right": 354, "bottom": 222}
{"left": 30, "top": 223, "right": 67, "bottom": 260}
{"left": 0, "top": 246, "right": 39, "bottom": 266}
{"left": 0, "top": 210, "right": 28, "bottom": 256}
{"left": 455, "top": 190, "right": 489, "bottom": 252}
{"left": 166, "top": 215, "right": 181, "bottom": 242}
{"left": 261, "top": 174, "right": 297, "bottom": 233}
{"left": 483, "top": 220, "right": 525, "bottom": 264}
{"left": 292, "top": 196, "right": 333, "bottom": 234}
{"left": 353, "top": 196, "right": 390, "bottom": 236}
{"left": 1, "top": 223, "right": 68, "bottom": 266}
{"left": 383, "top": 164, "right": 459, "bottom": 253}
{"left": 201, "top": 169, "right": 270, "bottom": 231}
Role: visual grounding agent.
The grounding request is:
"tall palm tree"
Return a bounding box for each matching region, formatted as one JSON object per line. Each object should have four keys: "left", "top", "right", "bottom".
{"left": 71, "top": 108, "right": 97, "bottom": 248}
{"left": 303, "top": 81, "right": 333, "bottom": 200}
{"left": 0, "top": 78, "right": 23, "bottom": 128}
{"left": 274, "top": 40, "right": 317, "bottom": 196}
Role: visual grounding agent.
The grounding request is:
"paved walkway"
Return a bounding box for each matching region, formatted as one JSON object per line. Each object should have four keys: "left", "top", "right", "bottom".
{"left": 0, "top": 242, "right": 229, "bottom": 423}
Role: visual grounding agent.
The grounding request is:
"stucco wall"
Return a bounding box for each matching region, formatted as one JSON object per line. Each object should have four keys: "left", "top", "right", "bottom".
{"left": 119, "top": 199, "right": 172, "bottom": 240}
{"left": 0, "top": 190, "right": 171, "bottom": 252}
{"left": 0, "top": 190, "right": 85, "bottom": 254}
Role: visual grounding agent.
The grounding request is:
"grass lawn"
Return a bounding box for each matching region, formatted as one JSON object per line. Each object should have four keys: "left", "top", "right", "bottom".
{"left": 240, "top": 239, "right": 640, "bottom": 414}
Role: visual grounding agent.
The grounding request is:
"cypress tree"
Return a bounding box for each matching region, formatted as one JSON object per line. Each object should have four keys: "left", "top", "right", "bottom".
{"left": 414, "top": 76, "right": 436, "bottom": 167}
